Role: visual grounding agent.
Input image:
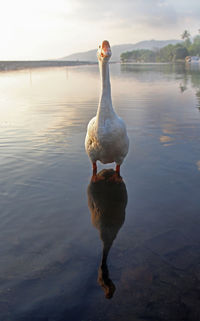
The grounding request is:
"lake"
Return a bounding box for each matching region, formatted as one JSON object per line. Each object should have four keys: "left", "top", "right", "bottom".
{"left": 0, "top": 63, "right": 200, "bottom": 321}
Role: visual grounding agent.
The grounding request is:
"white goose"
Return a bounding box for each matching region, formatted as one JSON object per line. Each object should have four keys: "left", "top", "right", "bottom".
{"left": 85, "top": 40, "right": 129, "bottom": 181}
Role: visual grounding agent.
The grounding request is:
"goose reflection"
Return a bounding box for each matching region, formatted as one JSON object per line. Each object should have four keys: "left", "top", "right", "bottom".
{"left": 87, "top": 169, "right": 128, "bottom": 299}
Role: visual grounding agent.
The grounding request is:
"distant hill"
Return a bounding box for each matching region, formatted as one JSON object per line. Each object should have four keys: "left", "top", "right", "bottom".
{"left": 60, "top": 39, "right": 181, "bottom": 62}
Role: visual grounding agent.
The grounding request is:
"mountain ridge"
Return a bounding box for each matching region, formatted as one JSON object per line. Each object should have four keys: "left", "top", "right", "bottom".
{"left": 60, "top": 39, "right": 181, "bottom": 62}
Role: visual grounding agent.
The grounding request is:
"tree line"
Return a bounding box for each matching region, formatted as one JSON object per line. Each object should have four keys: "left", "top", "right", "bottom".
{"left": 120, "top": 30, "right": 200, "bottom": 63}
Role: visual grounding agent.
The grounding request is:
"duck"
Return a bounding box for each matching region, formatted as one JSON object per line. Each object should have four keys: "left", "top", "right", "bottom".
{"left": 85, "top": 40, "right": 129, "bottom": 181}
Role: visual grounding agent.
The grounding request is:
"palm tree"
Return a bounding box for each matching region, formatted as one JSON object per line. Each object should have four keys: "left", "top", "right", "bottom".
{"left": 181, "top": 30, "right": 191, "bottom": 49}
{"left": 181, "top": 30, "right": 191, "bottom": 40}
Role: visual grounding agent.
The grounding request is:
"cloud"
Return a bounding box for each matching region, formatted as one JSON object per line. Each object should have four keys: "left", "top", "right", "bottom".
{"left": 67, "top": 0, "right": 177, "bottom": 26}
{"left": 0, "top": 0, "right": 200, "bottom": 59}
{"left": 65, "top": 0, "right": 200, "bottom": 33}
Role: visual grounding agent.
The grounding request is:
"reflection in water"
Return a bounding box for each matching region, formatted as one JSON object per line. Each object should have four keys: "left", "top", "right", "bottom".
{"left": 1, "top": 64, "right": 200, "bottom": 320}
{"left": 120, "top": 62, "right": 200, "bottom": 111}
{"left": 196, "top": 90, "right": 200, "bottom": 110}
{"left": 179, "top": 82, "right": 187, "bottom": 93}
{"left": 87, "top": 169, "right": 128, "bottom": 299}
{"left": 180, "top": 64, "right": 200, "bottom": 110}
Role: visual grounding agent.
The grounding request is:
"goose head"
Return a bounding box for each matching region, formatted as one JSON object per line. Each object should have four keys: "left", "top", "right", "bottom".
{"left": 97, "top": 40, "right": 112, "bottom": 62}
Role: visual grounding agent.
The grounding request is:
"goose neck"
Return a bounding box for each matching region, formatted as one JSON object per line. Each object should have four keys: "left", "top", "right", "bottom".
{"left": 97, "top": 60, "right": 114, "bottom": 120}
{"left": 100, "top": 60, "right": 111, "bottom": 98}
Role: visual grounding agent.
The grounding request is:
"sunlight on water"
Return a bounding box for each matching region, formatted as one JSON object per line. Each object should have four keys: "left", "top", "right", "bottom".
{"left": 0, "top": 63, "right": 200, "bottom": 321}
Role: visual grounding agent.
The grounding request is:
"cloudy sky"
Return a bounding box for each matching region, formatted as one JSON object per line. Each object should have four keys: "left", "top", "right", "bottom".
{"left": 0, "top": 0, "right": 200, "bottom": 60}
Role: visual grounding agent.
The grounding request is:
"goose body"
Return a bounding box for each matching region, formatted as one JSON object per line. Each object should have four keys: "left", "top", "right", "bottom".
{"left": 86, "top": 112, "right": 128, "bottom": 165}
{"left": 85, "top": 40, "right": 129, "bottom": 178}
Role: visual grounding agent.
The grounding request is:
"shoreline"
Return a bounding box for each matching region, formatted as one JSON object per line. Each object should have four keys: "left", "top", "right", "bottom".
{"left": 0, "top": 60, "right": 97, "bottom": 72}
{"left": 120, "top": 61, "right": 182, "bottom": 65}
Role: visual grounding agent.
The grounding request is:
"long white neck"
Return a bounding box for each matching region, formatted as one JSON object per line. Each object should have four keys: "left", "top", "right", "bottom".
{"left": 96, "top": 60, "right": 115, "bottom": 122}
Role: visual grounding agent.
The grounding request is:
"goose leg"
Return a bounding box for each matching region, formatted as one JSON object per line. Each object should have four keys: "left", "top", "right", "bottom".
{"left": 91, "top": 162, "right": 98, "bottom": 182}
{"left": 93, "top": 162, "right": 97, "bottom": 175}
{"left": 91, "top": 162, "right": 105, "bottom": 183}
{"left": 116, "top": 164, "right": 120, "bottom": 175}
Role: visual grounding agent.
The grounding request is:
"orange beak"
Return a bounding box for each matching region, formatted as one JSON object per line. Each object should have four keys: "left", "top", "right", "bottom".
{"left": 101, "top": 40, "right": 111, "bottom": 57}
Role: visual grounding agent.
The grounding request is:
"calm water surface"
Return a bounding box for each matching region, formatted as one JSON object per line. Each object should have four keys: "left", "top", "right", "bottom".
{"left": 1, "top": 63, "right": 200, "bottom": 321}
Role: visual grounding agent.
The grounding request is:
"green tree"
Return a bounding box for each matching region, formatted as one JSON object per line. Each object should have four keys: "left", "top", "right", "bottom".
{"left": 156, "top": 44, "right": 174, "bottom": 62}
{"left": 173, "top": 45, "right": 188, "bottom": 60}
{"left": 120, "top": 49, "right": 156, "bottom": 62}
{"left": 120, "top": 30, "right": 200, "bottom": 63}
{"left": 181, "top": 30, "right": 191, "bottom": 49}
{"left": 181, "top": 30, "right": 191, "bottom": 40}
{"left": 189, "top": 35, "right": 200, "bottom": 56}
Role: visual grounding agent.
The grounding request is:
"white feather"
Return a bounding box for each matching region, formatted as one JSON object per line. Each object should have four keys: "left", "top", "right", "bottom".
{"left": 85, "top": 41, "right": 129, "bottom": 167}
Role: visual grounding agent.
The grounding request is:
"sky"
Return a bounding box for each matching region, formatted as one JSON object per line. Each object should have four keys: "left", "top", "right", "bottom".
{"left": 0, "top": 0, "right": 200, "bottom": 60}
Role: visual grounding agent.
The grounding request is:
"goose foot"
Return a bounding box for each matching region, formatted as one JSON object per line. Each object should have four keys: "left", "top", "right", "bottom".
{"left": 108, "top": 172, "right": 122, "bottom": 183}
{"left": 108, "top": 165, "right": 122, "bottom": 183}
{"left": 91, "top": 174, "right": 105, "bottom": 183}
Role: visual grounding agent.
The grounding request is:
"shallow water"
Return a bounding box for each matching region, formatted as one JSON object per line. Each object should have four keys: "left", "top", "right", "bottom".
{"left": 0, "top": 63, "right": 200, "bottom": 321}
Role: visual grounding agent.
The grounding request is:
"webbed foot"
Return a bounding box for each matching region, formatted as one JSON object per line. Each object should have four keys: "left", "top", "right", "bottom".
{"left": 108, "top": 172, "right": 122, "bottom": 183}
{"left": 91, "top": 174, "right": 105, "bottom": 183}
